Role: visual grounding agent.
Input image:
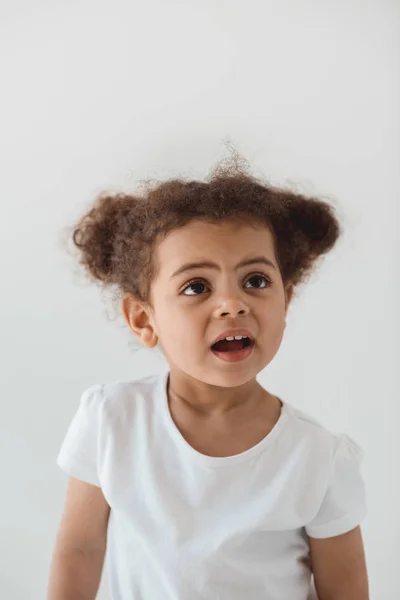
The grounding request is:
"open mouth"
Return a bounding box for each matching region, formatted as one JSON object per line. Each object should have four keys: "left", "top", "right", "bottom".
{"left": 211, "top": 336, "right": 253, "bottom": 353}
{"left": 210, "top": 336, "right": 255, "bottom": 363}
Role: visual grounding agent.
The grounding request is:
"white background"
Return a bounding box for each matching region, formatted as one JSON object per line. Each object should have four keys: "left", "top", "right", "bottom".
{"left": 0, "top": 1, "right": 398, "bottom": 598}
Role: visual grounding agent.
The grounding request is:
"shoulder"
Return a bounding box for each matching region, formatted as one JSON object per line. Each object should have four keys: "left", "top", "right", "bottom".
{"left": 85, "top": 371, "right": 166, "bottom": 421}
{"left": 282, "top": 401, "right": 364, "bottom": 461}
{"left": 279, "top": 402, "right": 366, "bottom": 519}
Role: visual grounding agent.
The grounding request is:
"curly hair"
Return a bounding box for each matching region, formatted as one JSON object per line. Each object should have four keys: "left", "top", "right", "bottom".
{"left": 63, "top": 149, "right": 343, "bottom": 314}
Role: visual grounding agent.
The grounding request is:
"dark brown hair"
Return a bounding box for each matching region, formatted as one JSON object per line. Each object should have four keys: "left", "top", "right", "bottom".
{"left": 63, "top": 149, "right": 342, "bottom": 314}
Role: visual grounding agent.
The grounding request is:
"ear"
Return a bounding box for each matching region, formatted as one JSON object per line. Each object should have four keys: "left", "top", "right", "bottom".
{"left": 284, "top": 283, "right": 294, "bottom": 313}
{"left": 121, "top": 293, "right": 158, "bottom": 348}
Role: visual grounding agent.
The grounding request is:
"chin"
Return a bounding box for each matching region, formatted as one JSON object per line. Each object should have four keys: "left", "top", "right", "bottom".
{"left": 197, "top": 365, "right": 260, "bottom": 388}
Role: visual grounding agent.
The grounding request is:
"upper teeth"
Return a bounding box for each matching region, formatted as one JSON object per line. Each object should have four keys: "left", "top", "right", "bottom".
{"left": 223, "top": 336, "right": 248, "bottom": 341}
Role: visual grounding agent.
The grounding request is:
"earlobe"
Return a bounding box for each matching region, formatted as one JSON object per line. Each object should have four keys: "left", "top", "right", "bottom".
{"left": 141, "top": 327, "right": 159, "bottom": 348}
{"left": 121, "top": 293, "right": 158, "bottom": 348}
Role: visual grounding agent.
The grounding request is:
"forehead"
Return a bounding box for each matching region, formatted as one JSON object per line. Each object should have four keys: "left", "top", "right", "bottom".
{"left": 155, "top": 220, "right": 277, "bottom": 273}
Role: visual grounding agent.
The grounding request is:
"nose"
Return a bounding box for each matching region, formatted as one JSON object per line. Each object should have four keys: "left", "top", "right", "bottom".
{"left": 213, "top": 290, "right": 250, "bottom": 319}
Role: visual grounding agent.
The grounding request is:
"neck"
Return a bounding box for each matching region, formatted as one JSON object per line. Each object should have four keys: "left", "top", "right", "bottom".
{"left": 167, "top": 370, "right": 270, "bottom": 417}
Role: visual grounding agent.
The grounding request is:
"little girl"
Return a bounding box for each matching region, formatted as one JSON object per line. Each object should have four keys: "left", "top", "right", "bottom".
{"left": 47, "top": 155, "right": 369, "bottom": 600}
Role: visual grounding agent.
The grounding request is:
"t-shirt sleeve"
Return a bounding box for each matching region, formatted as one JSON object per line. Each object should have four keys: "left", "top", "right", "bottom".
{"left": 56, "top": 383, "right": 104, "bottom": 487}
{"left": 305, "top": 433, "right": 367, "bottom": 539}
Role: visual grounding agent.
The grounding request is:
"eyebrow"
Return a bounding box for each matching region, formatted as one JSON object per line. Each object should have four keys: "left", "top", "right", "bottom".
{"left": 170, "top": 256, "right": 277, "bottom": 279}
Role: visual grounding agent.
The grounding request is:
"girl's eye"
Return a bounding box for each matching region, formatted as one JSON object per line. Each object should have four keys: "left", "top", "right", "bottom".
{"left": 182, "top": 280, "right": 209, "bottom": 296}
{"left": 181, "top": 274, "right": 272, "bottom": 295}
{"left": 244, "top": 274, "right": 272, "bottom": 289}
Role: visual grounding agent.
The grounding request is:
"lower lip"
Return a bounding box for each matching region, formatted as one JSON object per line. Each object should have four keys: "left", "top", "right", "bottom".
{"left": 211, "top": 343, "right": 255, "bottom": 363}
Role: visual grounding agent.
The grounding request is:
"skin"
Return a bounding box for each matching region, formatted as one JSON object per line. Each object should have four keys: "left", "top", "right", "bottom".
{"left": 123, "top": 219, "right": 292, "bottom": 454}
{"left": 121, "top": 218, "right": 369, "bottom": 599}
{"left": 123, "top": 219, "right": 291, "bottom": 408}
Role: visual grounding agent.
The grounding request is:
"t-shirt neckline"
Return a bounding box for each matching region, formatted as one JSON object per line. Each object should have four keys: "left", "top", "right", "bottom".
{"left": 158, "top": 369, "right": 290, "bottom": 468}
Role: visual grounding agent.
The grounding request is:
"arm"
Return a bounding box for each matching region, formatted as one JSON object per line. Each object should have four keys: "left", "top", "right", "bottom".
{"left": 47, "top": 476, "right": 110, "bottom": 600}
{"left": 309, "top": 526, "right": 369, "bottom": 600}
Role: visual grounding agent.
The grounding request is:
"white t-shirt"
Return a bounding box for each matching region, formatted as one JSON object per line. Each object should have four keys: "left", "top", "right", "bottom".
{"left": 57, "top": 369, "right": 367, "bottom": 600}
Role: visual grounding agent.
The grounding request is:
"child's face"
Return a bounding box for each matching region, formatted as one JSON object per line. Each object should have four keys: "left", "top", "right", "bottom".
{"left": 146, "top": 219, "right": 290, "bottom": 388}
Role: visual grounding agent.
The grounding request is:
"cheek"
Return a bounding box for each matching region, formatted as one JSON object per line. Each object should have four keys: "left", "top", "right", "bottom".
{"left": 153, "top": 301, "right": 191, "bottom": 339}
{"left": 155, "top": 303, "right": 206, "bottom": 352}
{"left": 259, "top": 303, "right": 286, "bottom": 340}
{"left": 270, "top": 316, "right": 286, "bottom": 348}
